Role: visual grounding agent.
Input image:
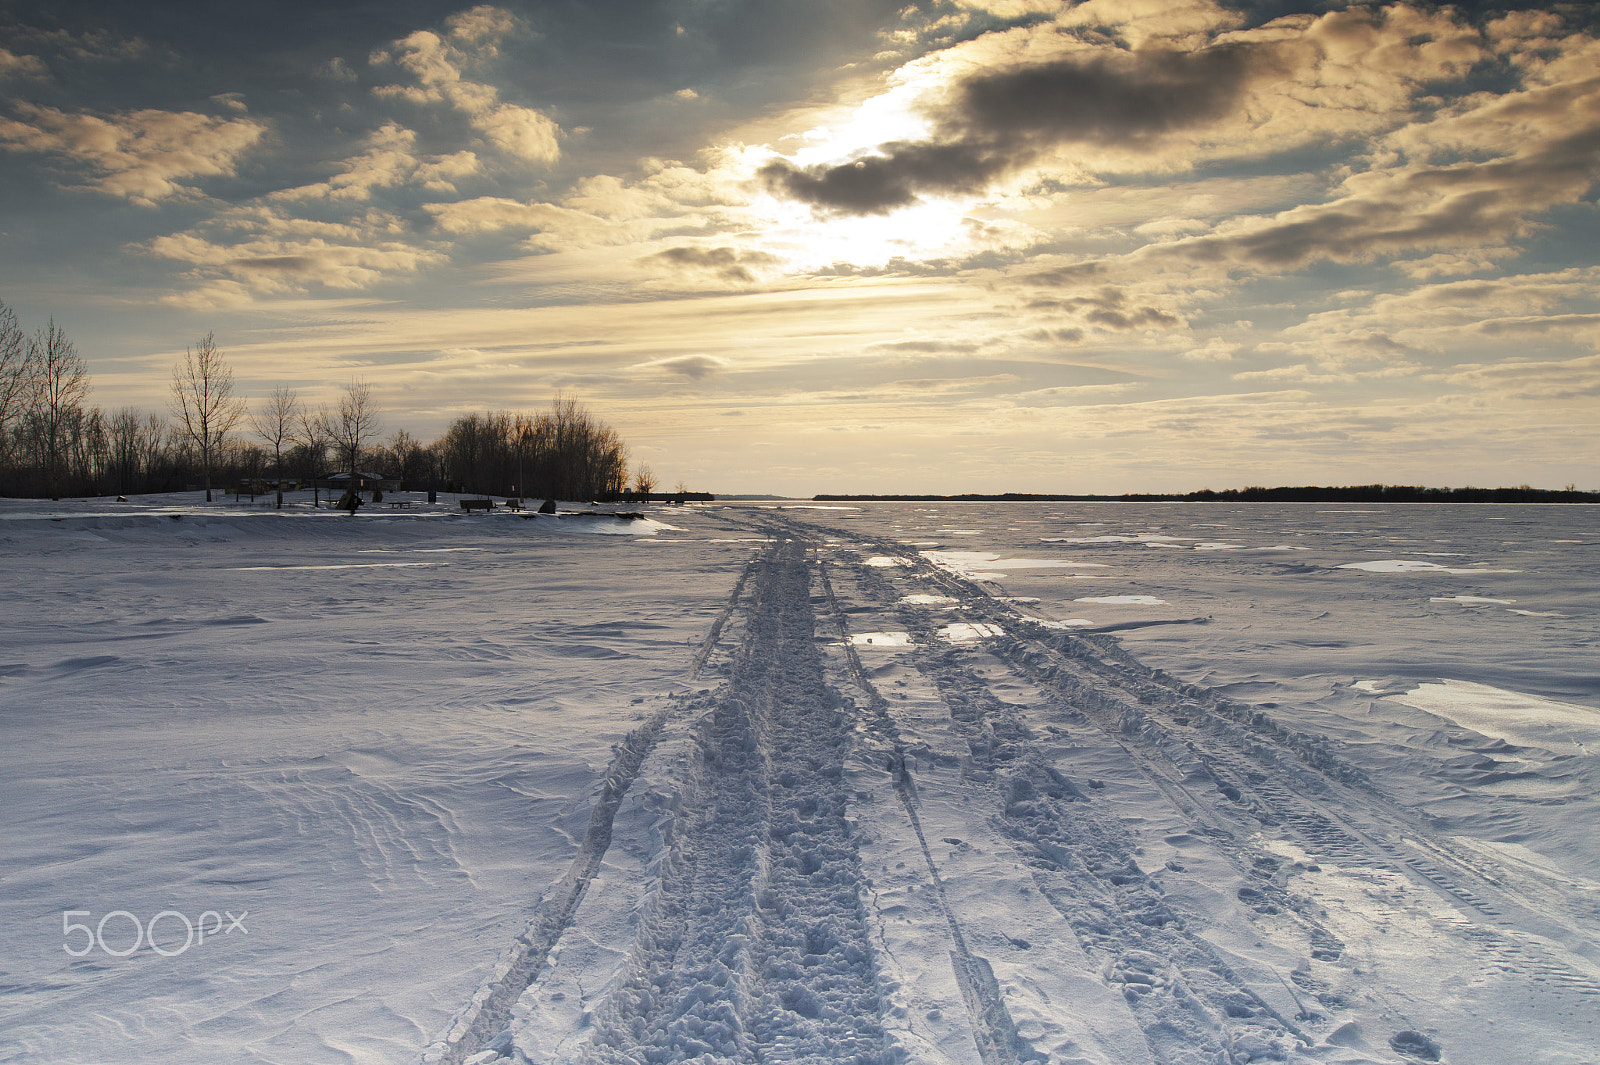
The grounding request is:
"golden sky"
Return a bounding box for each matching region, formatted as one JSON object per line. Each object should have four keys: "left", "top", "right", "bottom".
{"left": 2, "top": 0, "right": 1598, "bottom": 493}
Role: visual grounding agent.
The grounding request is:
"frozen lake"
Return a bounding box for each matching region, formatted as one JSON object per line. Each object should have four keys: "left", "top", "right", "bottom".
{"left": 1, "top": 496, "right": 1596, "bottom": 1063}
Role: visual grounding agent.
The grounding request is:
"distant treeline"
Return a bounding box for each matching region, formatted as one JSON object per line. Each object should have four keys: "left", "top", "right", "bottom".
{"left": 0, "top": 300, "right": 648, "bottom": 501}
{"left": 816, "top": 485, "right": 1600, "bottom": 504}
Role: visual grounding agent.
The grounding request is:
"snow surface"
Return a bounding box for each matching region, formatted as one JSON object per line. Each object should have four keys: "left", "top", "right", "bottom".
{"left": 2, "top": 496, "right": 1597, "bottom": 1064}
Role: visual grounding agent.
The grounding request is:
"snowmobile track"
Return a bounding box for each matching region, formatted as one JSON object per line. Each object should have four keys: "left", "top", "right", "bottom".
{"left": 421, "top": 703, "right": 677, "bottom": 1065}
{"left": 583, "top": 539, "right": 890, "bottom": 1064}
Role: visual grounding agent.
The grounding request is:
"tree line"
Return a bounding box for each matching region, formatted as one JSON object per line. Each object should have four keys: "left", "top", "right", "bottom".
{"left": 0, "top": 301, "right": 645, "bottom": 503}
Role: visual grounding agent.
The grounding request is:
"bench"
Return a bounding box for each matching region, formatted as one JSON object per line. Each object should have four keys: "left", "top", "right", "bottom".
{"left": 386, "top": 500, "right": 416, "bottom": 509}
{"left": 460, "top": 498, "right": 494, "bottom": 512}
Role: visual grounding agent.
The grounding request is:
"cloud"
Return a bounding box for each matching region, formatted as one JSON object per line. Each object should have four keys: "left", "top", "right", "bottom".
{"left": 1025, "top": 284, "right": 1185, "bottom": 332}
{"left": 1180, "top": 337, "right": 1237, "bottom": 361}
{"left": 447, "top": 5, "right": 522, "bottom": 48}
{"left": 415, "top": 150, "right": 480, "bottom": 193}
{"left": 633, "top": 354, "right": 730, "bottom": 379}
{"left": 758, "top": 3, "right": 1495, "bottom": 218}
{"left": 372, "top": 22, "right": 560, "bottom": 165}
{"left": 0, "top": 48, "right": 47, "bottom": 80}
{"left": 320, "top": 57, "right": 360, "bottom": 82}
{"left": 1440, "top": 353, "right": 1600, "bottom": 400}
{"left": 0, "top": 103, "right": 265, "bottom": 205}
{"left": 475, "top": 103, "right": 560, "bottom": 164}
{"left": 270, "top": 122, "right": 423, "bottom": 202}
{"left": 144, "top": 204, "right": 445, "bottom": 301}
{"left": 424, "top": 195, "right": 561, "bottom": 234}
{"left": 761, "top": 41, "right": 1272, "bottom": 214}
{"left": 642, "top": 245, "right": 782, "bottom": 284}
{"left": 1145, "top": 30, "right": 1600, "bottom": 274}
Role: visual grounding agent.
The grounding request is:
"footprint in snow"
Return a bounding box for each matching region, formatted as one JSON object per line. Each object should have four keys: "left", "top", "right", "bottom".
{"left": 1389, "top": 1031, "right": 1442, "bottom": 1061}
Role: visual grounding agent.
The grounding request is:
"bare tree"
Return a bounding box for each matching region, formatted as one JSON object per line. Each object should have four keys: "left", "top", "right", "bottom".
{"left": 170, "top": 332, "right": 244, "bottom": 502}
{"left": 633, "top": 463, "right": 656, "bottom": 495}
{"left": 329, "top": 379, "right": 381, "bottom": 509}
{"left": 108, "top": 407, "right": 143, "bottom": 495}
{"left": 0, "top": 300, "right": 36, "bottom": 474}
{"left": 387, "top": 428, "right": 425, "bottom": 487}
{"left": 29, "top": 319, "right": 89, "bottom": 499}
{"left": 140, "top": 412, "right": 170, "bottom": 487}
{"left": 296, "top": 403, "right": 331, "bottom": 507}
{"left": 252, "top": 386, "right": 301, "bottom": 509}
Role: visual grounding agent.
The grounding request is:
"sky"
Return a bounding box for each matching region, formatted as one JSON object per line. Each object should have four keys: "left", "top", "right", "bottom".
{"left": 1, "top": 0, "right": 1598, "bottom": 495}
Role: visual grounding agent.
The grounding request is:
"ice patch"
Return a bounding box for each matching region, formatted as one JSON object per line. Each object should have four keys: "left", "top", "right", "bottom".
{"left": 1040, "top": 534, "right": 1189, "bottom": 544}
{"left": 1431, "top": 596, "right": 1515, "bottom": 605}
{"left": 1036, "top": 619, "right": 1095, "bottom": 629}
{"left": 1192, "top": 542, "right": 1245, "bottom": 551}
{"left": 937, "top": 622, "right": 1004, "bottom": 642}
{"left": 1386, "top": 679, "right": 1600, "bottom": 754}
{"left": 227, "top": 561, "right": 446, "bottom": 571}
{"left": 1074, "top": 595, "right": 1167, "bottom": 605}
{"left": 922, "top": 550, "right": 1104, "bottom": 581}
{"left": 1508, "top": 609, "right": 1565, "bottom": 617}
{"left": 1338, "top": 559, "right": 1520, "bottom": 574}
{"left": 849, "top": 632, "right": 913, "bottom": 647}
{"left": 865, "top": 556, "right": 912, "bottom": 567}
{"left": 900, "top": 594, "right": 957, "bottom": 606}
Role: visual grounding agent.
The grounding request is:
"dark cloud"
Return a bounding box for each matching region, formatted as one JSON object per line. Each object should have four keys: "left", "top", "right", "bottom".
{"left": 644, "top": 354, "right": 727, "bottom": 379}
{"left": 761, "top": 42, "right": 1274, "bottom": 215}
{"left": 1024, "top": 286, "right": 1184, "bottom": 331}
{"left": 643, "top": 244, "right": 779, "bottom": 283}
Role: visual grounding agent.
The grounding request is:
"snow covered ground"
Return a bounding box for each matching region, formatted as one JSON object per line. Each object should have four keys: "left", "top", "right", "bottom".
{"left": 1, "top": 495, "right": 1596, "bottom": 1064}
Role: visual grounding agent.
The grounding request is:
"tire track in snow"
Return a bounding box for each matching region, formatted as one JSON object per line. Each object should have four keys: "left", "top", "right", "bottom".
{"left": 988, "top": 628, "right": 1600, "bottom": 1002}
{"left": 582, "top": 539, "right": 888, "bottom": 1063}
{"left": 814, "top": 541, "right": 1351, "bottom": 1059}
{"left": 816, "top": 559, "right": 1039, "bottom": 1065}
{"left": 420, "top": 703, "right": 676, "bottom": 1065}
{"left": 837, "top": 536, "right": 1600, "bottom": 1038}
{"left": 691, "top": 557, "right": 756, "bottom": 680}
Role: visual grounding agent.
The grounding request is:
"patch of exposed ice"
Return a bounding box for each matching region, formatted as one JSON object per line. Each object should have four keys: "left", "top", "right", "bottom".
{"left": 1041, "top": 535, "right": 1189, "bottom": 544}
{"left": 922, "top": 550, "right": 1105, "bottom": 581}
{"left": 1074, "top": 595, "right": 1167, "bottom": 605}
{"left": 1387, "top": 679, "right": 1599, "bottom": 754}
{"left": 865, "top": 556, "right": 913, "bottom": 567}
{"left": 937, "top": 622, "right": 1004, "bottom": 642}
{"left": 900, "top": 594, "right": 957, "bottom": 606}
{"left": 849, "top": 632, "right": 913, "bottom": 647}
{"left": 1432, "top": 596, "right": 1515, "bottom": 605}
{"left": 1036, "top": 618, "right": 1095, "bottom": 629}
{"left": 1192, "top": 542, "right": 1245, "bottom": 551}
{"left": 227, "top": 561, "right": 446, "bottom": 571}
{"left": 1338, "top": 559, "right": 1520, "bottom": 574}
